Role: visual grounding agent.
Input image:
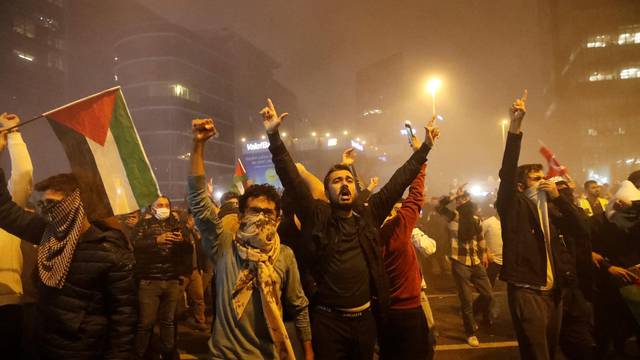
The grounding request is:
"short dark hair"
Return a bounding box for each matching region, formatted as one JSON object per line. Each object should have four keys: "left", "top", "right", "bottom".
{"left": 239, "top": 184, "right": 281, "bottom": 215}
{"left": 628, "top": 170, "right": 640, "bottom": 188}
{"left": 34, "top": 173, "right": 80, "bottom": 196}
{"left": 221, "top": 191, "right": 239, "bottom": 204}
{"left": 583, "top": 180, "right": 598, "bottom": 190}
{"left": 516, "top": 164, "right": 543, "bottom": 185}
{"left": 323, "top": 164, "right": 354, "bottom": 190}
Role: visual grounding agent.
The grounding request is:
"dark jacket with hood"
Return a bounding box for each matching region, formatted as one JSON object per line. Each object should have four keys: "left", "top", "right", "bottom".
{"left": 496, "top": 133, "right": 589, "bottom": 288}
{"left": 0, "top": 169, "right": 137, "bottom": 360}
{"left": 268, "top": 130, "right": 431, "bottom": 318}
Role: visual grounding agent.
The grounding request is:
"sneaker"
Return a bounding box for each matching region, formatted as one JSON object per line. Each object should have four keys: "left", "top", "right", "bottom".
{"left": 467, "top": 336, "right": 480, "bottom": 347}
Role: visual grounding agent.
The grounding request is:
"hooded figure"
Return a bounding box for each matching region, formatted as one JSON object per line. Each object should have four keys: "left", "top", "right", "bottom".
{"left": 0, "top": 171, "right": 137, "bottom": 359}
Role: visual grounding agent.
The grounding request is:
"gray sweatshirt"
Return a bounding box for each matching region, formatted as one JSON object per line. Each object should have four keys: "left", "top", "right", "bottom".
{"left": 188, "top": 175, "right": 311, "bottom": 359}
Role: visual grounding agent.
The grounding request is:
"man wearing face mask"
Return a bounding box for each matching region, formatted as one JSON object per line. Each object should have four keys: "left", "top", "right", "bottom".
{"left": 262, "top": 98, "right": 437, "bottom": 359}
{"left": 188, "top": 118, "right": 313, "bottom": 360}
{"left": 131, "top": 196, "right": 192, "bottom": 359}
{"left": 0, "top": 169, "right": 137, "bottom": 359}
{"left": 497, "top": 91, "right": 589, "bottom": 360}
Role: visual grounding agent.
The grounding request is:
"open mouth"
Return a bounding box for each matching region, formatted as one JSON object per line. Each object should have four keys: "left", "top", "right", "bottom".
{"left": 339, "top": 187, "right": 352, "bottom": 202}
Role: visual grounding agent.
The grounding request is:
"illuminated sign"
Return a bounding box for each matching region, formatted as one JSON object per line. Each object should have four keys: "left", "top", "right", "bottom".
{"left": 327, "top": 138, "right": 338, "bottom": 147}
{"left": 246, "top": 141, "right": 270, "bottom": 152}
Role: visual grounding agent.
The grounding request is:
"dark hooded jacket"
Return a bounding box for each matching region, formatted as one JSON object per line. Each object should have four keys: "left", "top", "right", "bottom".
{"left": 0, "top": 168, "right": 137, "bottom": 360}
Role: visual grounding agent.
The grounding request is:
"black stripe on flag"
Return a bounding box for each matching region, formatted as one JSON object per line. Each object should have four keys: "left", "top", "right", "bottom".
{"left": 48, "top": 119, "right": 113, "bottom": 220}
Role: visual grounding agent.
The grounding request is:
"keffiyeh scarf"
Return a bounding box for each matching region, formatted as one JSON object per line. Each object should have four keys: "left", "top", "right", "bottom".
{"left": 232, "top": 213, "right": 295, "bottom": 359}
{"left": 38, "top": 190, "right": 86, "bottom": 289}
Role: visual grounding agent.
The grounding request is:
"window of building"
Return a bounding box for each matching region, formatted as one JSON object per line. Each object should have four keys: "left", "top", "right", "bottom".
{"left": 617, "top": 31, "right": 640, "bottom": 45}
{"left": 588, "top": 71, "right": 615, "bottom": 82}
{"left": 620, "top": 67, "right": 640, "bottom": 80}
{"left": 13, "top": 14, "right": 36, "bottom": 38}
{"left": 148, "top": 83, "right": 201, "bottom": 103}
{"left": 586, "top": 35, "right": 608, "bottom": 48}
{"left": 47, "top": 52, "right": 64, "bottom": 71}
{"left": 13, "top": 50, "right": 35, "bottom": 62}
{"left": 47, "top": 36, "right": 64, "bottom": 50}
{"left": 35, "top": 14, "right": 59, "bottom": 31}
{"left": 587, "top": 128, "right": 598, "bottom": 136}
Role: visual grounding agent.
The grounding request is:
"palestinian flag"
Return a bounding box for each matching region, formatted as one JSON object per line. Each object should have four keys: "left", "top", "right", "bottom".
{"left": 230, "top": 158, "right": 249, "bottom": 195}
{"left": 44, "top": 87, "right": 159, "bottom": 220}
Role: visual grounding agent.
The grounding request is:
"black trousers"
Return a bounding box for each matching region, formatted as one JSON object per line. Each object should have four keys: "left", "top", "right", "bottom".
{"left": 508, "top": 285, "right": 563, "bottom": 360}
{"left": 380, "top": 307, "right": 433, "bottom": 360}
{"left": 0, "top": 304, "right": 23, "bottom": 359}
{"left": 559, "top": 287, "right": 596, "bottom": 360}
{"left": 311, "top": 307, "right": 377, "bottom": 360}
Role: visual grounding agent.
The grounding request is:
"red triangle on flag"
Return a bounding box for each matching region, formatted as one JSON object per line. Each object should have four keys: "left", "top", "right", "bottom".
{"left": 234, "top": 159, "right": 247, "bottom": 177}
{"left": 44, "top": 88, "right": 118, "bottom": 146}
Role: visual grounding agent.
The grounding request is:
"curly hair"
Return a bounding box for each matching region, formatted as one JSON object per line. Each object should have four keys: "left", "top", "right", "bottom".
{"left": 239, "top": 184, "right": 281, "bottom": 215}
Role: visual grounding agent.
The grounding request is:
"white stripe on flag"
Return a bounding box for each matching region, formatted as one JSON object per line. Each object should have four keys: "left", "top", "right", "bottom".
{"left": 87, "top": 130, "right": 139, "bottom": 215}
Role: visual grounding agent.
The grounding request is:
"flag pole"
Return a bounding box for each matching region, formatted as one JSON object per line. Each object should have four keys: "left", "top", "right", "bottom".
{"left": 1, "top": 114, "right": 45, "bottom": 133}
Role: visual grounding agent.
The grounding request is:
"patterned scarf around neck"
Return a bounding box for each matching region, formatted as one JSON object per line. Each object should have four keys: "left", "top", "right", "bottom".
{"left": 232, "top": 213, "right": 296, "bottom": 359}
{"left": 525, "top": 186, "right": 554, "bottom": 289}
{"left": 38, "top": 190, "right": 86, "bottom": 289}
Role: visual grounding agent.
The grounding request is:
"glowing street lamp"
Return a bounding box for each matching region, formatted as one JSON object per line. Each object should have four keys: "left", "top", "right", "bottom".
{"left": 425, "top": 78, "right": 442, "bottom": 116}
{"left": 500, "top": 119, "right": 509, "bottom": 145}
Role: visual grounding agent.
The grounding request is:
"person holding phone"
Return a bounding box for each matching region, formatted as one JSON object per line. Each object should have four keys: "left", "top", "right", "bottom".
{"left": 132, "top": 196, "right": 192, "bottom": 360}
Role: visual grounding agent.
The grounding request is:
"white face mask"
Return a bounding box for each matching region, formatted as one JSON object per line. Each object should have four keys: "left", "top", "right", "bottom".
{"left": 153, "top": 207, "right": 170, "bottom": 220}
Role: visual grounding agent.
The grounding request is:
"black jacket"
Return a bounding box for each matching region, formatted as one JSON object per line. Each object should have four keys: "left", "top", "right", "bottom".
{"left": 268, "top": 130, "right": 431, "bottom": 316}
{"left": 0, "top": 169, "right": 137, "bottom": 360}
{"left": 496, "top": 133, "right": 588, "bottom": 287}
{"left": 131, "top": 211, "right": 193, "bottom": 280}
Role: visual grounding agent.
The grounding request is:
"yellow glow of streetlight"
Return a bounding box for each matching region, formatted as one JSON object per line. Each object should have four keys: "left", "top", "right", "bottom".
{"left": 325, "top": 132, "right": 330, "bottom": 137}
{"left": 282, "top": 132, "right": 287, "bottom": 137}
{"left": 241, "top": 137, "right": 246, "bottom": 142}
{"left": 343, "top": 130, "right": 349, "bottom": 135}
{"left": 311, "top": 131, "right": 317, "bottom": 137}
{"left": 501, "top": 119, "right": 509, "bottom": 126}
{"left": 425, "top": 78, "right": 442, "bottom": 95}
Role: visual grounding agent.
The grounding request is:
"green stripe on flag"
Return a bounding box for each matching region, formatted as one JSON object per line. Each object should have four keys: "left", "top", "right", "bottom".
{"left": 109, "top": 91, "right": 159, "bottom": 207}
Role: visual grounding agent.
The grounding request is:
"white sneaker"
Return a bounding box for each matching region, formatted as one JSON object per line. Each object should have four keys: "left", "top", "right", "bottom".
{"left": 467, "top": 336, "right": 480, "bottom": 347}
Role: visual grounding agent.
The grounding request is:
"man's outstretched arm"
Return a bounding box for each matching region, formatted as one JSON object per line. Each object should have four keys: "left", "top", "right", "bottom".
{"left": 496, "top": 90, "right": 527, "bottom": 217}
{"left": 263, "top": 99, "right": 316, "bottom": 224}
{"left": 369, "top": 119, "right": 439, "bottom": 227}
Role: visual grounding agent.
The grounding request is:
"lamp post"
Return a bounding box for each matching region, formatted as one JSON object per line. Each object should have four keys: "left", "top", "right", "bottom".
{"left": 500, "top": 119, "right": 509, "bottom": 145}
{"left": 426, "top": 78, "right": 442, "bottom": 117}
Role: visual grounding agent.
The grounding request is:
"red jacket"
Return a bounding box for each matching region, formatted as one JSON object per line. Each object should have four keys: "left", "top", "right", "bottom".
{"left": 380, "top": 164, "right": 426, "bottom": 309}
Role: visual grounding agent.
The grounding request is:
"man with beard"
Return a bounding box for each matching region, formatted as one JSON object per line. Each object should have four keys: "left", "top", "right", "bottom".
{"left": 497, "top": 91, "right": 588, "bottom": 360}
{"left": 262, "top": 98, "right": 437, "bottom": 359}
{"left": 0, "top": 170, "right": 137, "bottom": 358}
{"left": 578, "top": 181, "right": 608, "bottom": 218}
{"left": 436, "top": 189, "right": 494, "bottom": 347}
{"left": 188, "top": 118, "right": 312, "bottom": 360}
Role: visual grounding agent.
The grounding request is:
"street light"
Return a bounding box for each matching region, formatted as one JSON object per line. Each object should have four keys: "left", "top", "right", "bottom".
{"left": 500, "top": 119, "right": 509, "bottom": 145}
{"left": 425, "top": 78, "right": 442, "bottom": 116}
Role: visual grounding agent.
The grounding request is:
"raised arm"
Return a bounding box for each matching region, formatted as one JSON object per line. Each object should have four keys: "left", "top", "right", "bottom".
{"left": 263, "top": 99, "right": 316, "bottom": 224}
{"left": 188, "top": 118, "right": 228, "bottom": 260}
{"left": 496, "top": 90, "right": 527, "bottom": 217}
{"left": 0, "top": 168, "right": 45, "bottom": 244}
{"left": 1, "top": 114, "right": 33, "bottom": 207}
{"left": 369, "top": 119, "right": 438, "bottom": 227}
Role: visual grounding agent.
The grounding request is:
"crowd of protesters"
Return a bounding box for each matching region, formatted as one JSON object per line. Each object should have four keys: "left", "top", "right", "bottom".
{"left": 0, "top": 89, "right": 638, "bottom": 360}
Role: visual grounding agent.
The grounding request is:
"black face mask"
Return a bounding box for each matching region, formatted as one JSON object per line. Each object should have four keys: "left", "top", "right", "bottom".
{"left": 36, "top": 199, "right": 62, "bottom": 217}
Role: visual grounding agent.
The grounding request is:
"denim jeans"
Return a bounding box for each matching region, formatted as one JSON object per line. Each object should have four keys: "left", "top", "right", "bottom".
{"left": 135, "top": 279, "right": 181, "bottom": 357}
